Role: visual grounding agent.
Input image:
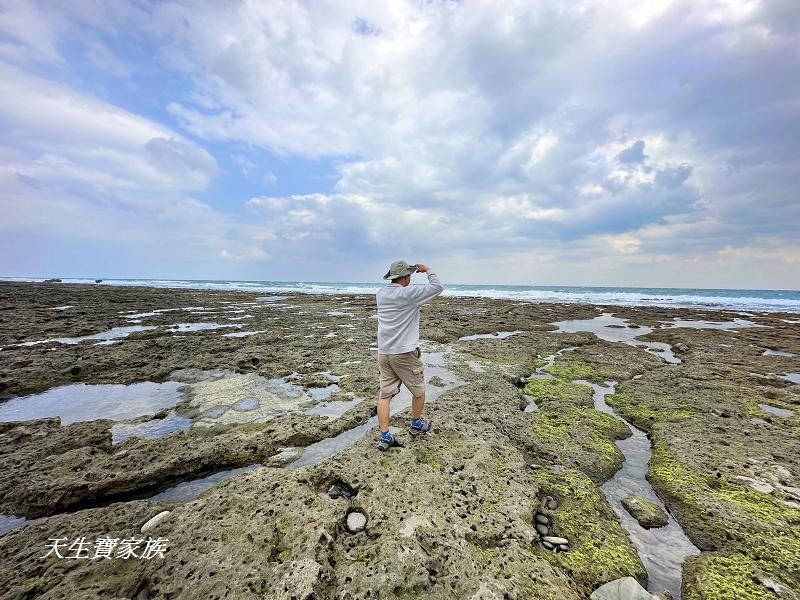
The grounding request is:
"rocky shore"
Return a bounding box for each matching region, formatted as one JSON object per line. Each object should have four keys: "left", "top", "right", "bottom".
{"left": 0, "top": 281, "right": 798, "bottom": 599}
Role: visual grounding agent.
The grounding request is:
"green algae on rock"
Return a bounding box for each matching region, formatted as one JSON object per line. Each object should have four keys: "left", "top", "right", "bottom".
{"left": 621, "top": 495, "right": 669, "bottom": 529}
{"left": 530, "top": 404, "right": 631, "bottom": 484}
{"left": 543, "top": 354, "right": 607, "bottom": 382}
{"left": 524, "top": 377, "right": 594, "bottom": 407}
{"left": 531, "top": 466, "right": 648, "bottom": 596}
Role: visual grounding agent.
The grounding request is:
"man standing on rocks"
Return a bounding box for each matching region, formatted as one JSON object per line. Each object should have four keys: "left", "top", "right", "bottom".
{"left": 375, "top": 260, "right": 444, "bottom": 451}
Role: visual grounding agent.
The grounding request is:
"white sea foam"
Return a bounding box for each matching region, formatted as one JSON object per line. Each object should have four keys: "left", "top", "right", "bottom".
{"left": 4, "top": 278, "right": 799, "bottom": 313}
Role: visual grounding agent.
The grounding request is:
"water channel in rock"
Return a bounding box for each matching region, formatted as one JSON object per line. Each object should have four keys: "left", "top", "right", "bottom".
{"left": 527, "top": 348, "right": 699, "bottom": 598}
{"left": 583, "top": 379, "right": 700, "bottom": 599}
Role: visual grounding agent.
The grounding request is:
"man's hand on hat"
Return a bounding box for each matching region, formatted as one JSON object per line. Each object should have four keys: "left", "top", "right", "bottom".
{"left": 416, "top": 263, "right": 429, "bottom": 273}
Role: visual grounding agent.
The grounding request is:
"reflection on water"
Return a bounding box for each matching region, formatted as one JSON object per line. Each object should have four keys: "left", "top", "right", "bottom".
{"left": 758, "top": 403, "right": 795, "bottom": 418}
{"left": 149, "top": 464, "right": 263, "bottom": 503}
{"left": 664, "top": 318, "right": 766, "bottom": 330}
{"left": 0, "top": 381, "right": 185, "bottom": 425}
{"left": 111, "top": 411, "right": 191, "bottom": 444}
{"left": 550, "top": 314, "right": 680, "bottom": 364}
{"left": 303, "top": 397, "right": 362, "bottom": 419}
{"left": 459, "top": 331, "right": 521, "bottom": 341}
{"left": 0, "top": 514, "right": 31, "bottom": 536}
{"left": 581, "top": 379, "right": 700, "bottom": 599}
{"left": 167, "top": 323, "right": 242, "bottom": 333}
{"left": 17, "top": 325, "right": 157, "bottom": 347}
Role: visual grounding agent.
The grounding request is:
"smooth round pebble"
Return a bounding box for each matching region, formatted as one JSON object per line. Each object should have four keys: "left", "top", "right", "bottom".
{"left": 535, "top": 524, "right": 549, "bottom": 536}
{"left": 535, "top": 514, "right": 549, "bottom": 525}
{"left": 542, "top": 536, "right": 568, "bottom": 545}
{"left": 542, "top": 541, "right": 554, "bottom": 550}
{"left": 547, "top": 499, "right": 558, "bottom": 510}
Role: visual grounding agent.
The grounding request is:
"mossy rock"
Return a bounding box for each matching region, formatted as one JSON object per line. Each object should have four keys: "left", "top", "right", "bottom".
{"left": 543, "top": 355, "right": 605, "bottom": 382}
{"left": 531, "top": 405, "right": 630, "bottom": 484}
{"left": 621, "top": 495, "right": 668, "bottom": 528}
{"left": 524, "top": 378, "right": 594, "bottom": 407}
{"left": 683, "top": 551, "right": 800, "bottom": 600}
{"left": 531, "top": 467, "right": 647, "bottom": 596}
{"left": 649, "top": 431, "right": 800, "bottom": 595}
{"left": 605, "top": 392, "right": 695, "bottom": 432}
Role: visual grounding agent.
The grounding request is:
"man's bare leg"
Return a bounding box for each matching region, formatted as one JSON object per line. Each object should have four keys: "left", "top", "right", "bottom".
{"left": 378, "top": 396, "right": 392, "bottom": 433}
{"left": 411, "top": 393, "right": 425, "bottom": 419}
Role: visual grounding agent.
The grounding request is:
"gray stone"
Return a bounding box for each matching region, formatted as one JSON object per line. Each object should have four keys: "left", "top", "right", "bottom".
{"left": 542, "top": 536, "right": 568, "bottom": 545}
{"left": 266, "top": 447, "right": 303, "bottom": 467}
{"left": 535, "top": 514, "right": 549, "bottom": 525}
{"left": 621, "top": 495, "right": 668, "bottom": 528}
{"left": 542, "top": 541, "right": 554, "bottom": 550}
{"left": 558, "top": 544, "right": 569, "bottom": 551}
{"left": 141, "top": 510, "right": 171, "bottom": 534}
{"left": 346, "top": 511, "right": 367, "bottom": 533}
{"left": 535, "top": 523, "right": 548, "bottom": 536}
{"left": 547, "top": 499, "right": 558, "bottom": 510}
{"left": 590, "top": 576, "right": 653, "bottom": 600}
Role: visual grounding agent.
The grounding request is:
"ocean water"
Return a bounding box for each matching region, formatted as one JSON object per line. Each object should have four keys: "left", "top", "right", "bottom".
{"left": 3, "top": 277, "right": 799, "bottom": 313}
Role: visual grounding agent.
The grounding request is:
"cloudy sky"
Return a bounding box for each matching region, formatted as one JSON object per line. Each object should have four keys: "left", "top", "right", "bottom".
{"left": 1, "top": 0, "right": 798, "bottom": 288}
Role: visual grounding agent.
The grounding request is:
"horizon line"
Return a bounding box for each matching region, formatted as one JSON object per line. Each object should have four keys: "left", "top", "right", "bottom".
{"left": 1, "top": 275, "right": 798, "bottom": 294}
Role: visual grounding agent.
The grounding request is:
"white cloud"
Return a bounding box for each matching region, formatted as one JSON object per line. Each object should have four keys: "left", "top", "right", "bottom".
{"left": 0, "top": 63, "right": 217, "bottom": 192}
{"left": 1, "top": 0, "right": 798, "bottom": 286}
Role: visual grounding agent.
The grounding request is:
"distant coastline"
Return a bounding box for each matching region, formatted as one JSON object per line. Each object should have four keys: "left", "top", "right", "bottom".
{"left": 3, "top": 277, "right": 799, "bottom": 314}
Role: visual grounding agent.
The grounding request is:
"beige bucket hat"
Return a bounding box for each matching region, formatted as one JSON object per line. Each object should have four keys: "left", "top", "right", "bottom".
{"left": 383, "top": 259, "right": 418, "bottom": 280}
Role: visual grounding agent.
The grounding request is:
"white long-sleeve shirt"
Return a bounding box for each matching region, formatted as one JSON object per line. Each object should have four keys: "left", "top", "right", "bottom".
{"left": 376, "top": 272, "right": 444, "bottom": 354}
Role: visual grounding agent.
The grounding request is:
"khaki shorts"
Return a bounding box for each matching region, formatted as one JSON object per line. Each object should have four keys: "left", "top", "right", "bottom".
{"left": 378, "top": 348, "right": 425, "bottom": 399}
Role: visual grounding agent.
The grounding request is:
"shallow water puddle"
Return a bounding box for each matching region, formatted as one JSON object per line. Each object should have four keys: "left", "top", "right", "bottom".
{"left": 288, "top": 344, "right": 463, "bottom": 469}
{"left": 758, "top": 403, "right": 795, "bottom": 418}
{"left": 459, "top": 331, "right": 522, "bottom": 341}
{"left": 550, "top": 314, "right": 680, "bottom": 364}
{"left": 17, "top": 325, "right": 157, "bottom": 347}
{"left": 256, "top": 296, "right": 290, "bottom": 302}
{"left": 149, "top": 464, "right": 263, "bottom": 503}
{"left": 0, "top": 514, "right": 32, "bottom": 536}
{"left": 763, "top": 349, "right": 795, "bottom": 357}
{"left": 0, "top": 381, "right": 185, "bottom": 424}
{"left": 308, "top": 384, "right": 339, "bottom": 401}
{"left": 304, "top": 396, "right": 362, "bottom": 418}
{"left": 781, "top": 373, "right": 800, "bottom": 385}
{"left": 663, "top": 318, "right": 767, "bottom": 330}
{"left": 186, "top": 373, "right": 312, "bottom": 427}
{"left": 111, "top": 411, "right": 192, "bottom": 445}
{"left": 222, "top": 330, "right": 266, "bottom": 338}
{"left": 49, "top": 305, "right": 72, "bottom": 311}
{"left": 167, "top": 323, "right": 243, "bottom": 333}
{"left": 582, "top": 380, "right": 700, "bottom": 599}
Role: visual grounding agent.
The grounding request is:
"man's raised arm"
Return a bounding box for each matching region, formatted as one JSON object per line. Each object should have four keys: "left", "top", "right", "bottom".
{"left": 402, "top": 263, "right": 443, "bottom": 307}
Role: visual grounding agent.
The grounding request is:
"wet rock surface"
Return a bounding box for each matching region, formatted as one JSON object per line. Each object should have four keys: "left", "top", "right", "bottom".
{"left": 0, "top": 282, "right": 798, "bottom": 598}
{"left": 621, "top": 496, "right": 669, "bottom": 529}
